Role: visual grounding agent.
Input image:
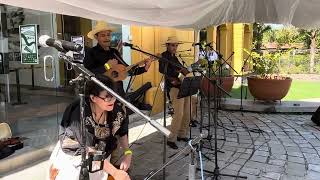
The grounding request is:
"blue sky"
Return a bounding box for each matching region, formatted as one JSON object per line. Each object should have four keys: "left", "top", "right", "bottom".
{"left": 267, "top": 24, "right": 284, "bottom": 29}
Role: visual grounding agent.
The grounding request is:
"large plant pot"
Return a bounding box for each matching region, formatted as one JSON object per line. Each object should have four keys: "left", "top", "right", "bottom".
{"left": 200, "top": 76, "right": 234, "bottom": 97}
{"left": 247, "top": 76, "right": 292, "bottom": 101}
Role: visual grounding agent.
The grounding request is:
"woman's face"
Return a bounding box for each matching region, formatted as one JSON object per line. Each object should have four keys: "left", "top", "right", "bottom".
{"left": 91, "top": 90, "right": 116, "bottom": 111}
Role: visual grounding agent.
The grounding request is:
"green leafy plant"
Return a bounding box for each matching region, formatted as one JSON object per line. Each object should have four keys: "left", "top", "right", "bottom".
{"left": 251, "top": 51, "right": 282, "bottom": 79}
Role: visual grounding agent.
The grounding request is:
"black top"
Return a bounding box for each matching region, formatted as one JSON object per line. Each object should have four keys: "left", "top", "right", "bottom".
{"left": 59, "top": 98, "right": 128, "bottom": 157}
{"left": 159, "top": 51, "right": 184, "bottom": 90}
{"left": 83, "top": 44, "right": 146, "bottom": 75}
{"left": 83, "top": 44, "right": 146, "bottom": 96}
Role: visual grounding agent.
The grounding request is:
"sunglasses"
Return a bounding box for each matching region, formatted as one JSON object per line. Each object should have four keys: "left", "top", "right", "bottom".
{"left": 96, "top": 94, "right": 115, "bottom": 102}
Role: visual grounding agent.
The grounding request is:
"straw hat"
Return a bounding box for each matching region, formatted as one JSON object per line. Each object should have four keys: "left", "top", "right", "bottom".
{"left": 0, "top": 122, "right": 12, "bottom": 140}
{"left": 164, "top": 36, "right": 183, "bottom": 45}
{"left": 87, "top": 21, "right": 116, "bottom": 40}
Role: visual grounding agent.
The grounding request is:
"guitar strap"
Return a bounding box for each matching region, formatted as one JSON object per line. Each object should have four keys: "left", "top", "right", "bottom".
{"left": 113, "top": 52, "right": 128, "bottom": 67}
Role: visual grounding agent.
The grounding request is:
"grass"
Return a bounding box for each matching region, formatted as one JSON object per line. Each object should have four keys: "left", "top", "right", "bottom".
{"left": 229, "top": 80, "right": 320, "bottom": 100}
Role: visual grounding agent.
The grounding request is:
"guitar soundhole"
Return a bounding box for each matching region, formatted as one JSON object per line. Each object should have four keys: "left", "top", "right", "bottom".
{"left": 111, "top": 71, "right": 119, "bottom": 78}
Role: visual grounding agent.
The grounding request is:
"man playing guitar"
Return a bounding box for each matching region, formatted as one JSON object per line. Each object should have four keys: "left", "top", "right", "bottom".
{"left": 159, "top": 36, "right": 191, "bottom": 149}
{"left": 84, "top": 21, "right": 152, "bottom": 96}
{"left": 83, "top": 21, "right": 152, "bottom": 176}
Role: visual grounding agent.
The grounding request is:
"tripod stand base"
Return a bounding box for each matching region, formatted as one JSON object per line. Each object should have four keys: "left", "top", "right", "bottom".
{"left": 201, "top": 145, "right": 224, "bottom": 153}
{"left": 12, "top": 102, "right": 27, "bottom": 106}
{"left": 199, "top": 168, "right": 247, "bottom": 180}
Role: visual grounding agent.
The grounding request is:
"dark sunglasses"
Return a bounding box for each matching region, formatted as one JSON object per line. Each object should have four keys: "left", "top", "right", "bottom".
{"left": 96, "top": 94, "right": 115, "bottom": 102}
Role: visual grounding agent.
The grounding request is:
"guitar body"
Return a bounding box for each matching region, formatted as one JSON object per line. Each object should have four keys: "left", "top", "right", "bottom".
{"left": 107, "top": 175, "right": 115, "bottom": 180}
{"left": 104, "top": 64, "right": 128, "bottom": 82}
{"left": 104, "top": 57, "right": 155, "bottom": 82}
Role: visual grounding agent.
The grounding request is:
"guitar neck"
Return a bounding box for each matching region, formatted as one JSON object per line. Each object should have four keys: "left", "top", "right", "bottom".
{"left": 125, "top": 61, "right": 144, "bottom": 71}
{"left": 125, "top": 58, "right": 153, "bottom": 72}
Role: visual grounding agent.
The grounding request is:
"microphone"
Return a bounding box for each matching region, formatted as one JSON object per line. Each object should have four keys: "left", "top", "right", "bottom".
{"left": 192, "top": 42, "right": 214, "bottom": 47}
{"left": 39, "top": 35, "right": 83, "bottom": 52}
{"left": 122, "top": 42, "right": 134, "bottom": 47}
{"left": 177, "top": 48, "right": 192, "bottom": 53}
{"left": 192, "top": 42, "right": 202, "bottom": 47}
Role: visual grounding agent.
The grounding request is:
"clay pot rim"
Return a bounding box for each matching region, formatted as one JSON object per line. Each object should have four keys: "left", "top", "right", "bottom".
{"left": 248, "top": 75, "right": 292, "bottom": 81}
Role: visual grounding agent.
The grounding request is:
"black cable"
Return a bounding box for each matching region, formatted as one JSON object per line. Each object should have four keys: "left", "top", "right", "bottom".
{"left": 197, "top": 110, "right": 271, "bottom": 178}
{"left": 112, "top": 74, "right": 165, "bottom": 165}
{"left": 218, "top": 113, "right": 272, "bottom": 179}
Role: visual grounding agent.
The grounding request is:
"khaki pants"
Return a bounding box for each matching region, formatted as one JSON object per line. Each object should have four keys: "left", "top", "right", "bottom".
{"left": 168, "top": 88, "right": 191, "bottom": 142}
{"left": 191, "top": 96, "right": 198, "bottom": 121}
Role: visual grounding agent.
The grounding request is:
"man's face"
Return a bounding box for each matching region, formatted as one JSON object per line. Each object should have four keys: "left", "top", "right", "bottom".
{"left": 95, "top": 30, "right": 112, "bottom": 48}
{"left": 167, "top": 43, "right": 179, "bottom": 54}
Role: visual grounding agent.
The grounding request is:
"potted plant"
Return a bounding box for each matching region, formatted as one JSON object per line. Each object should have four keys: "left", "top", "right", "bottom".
{"left": 200, "top": 60, "right": 234, "bottom": 97}
{"left": 247, "top": 51, "right": 292, "bottom": 101}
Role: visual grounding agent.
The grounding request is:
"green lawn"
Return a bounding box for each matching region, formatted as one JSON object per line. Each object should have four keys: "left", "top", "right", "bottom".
{"left": 229, "top": 80, "right": 320, "bottom": 100}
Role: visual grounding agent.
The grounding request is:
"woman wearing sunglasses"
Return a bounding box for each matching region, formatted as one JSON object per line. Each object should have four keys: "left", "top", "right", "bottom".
{"left": 48, "top": 76, "right": 131, "bottom": 180}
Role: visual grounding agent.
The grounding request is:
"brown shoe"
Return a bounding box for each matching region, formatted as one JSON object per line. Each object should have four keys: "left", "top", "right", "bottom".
{"left": 177, "top": 137, "right": 189, "bottom": 142}
{"left": 190, "top": 120, "right": 197, "bottom": 127}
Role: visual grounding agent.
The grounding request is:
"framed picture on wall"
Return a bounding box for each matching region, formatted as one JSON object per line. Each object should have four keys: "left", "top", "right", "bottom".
{"left": 19, "top": 24, "right": 39, "bottom": 64}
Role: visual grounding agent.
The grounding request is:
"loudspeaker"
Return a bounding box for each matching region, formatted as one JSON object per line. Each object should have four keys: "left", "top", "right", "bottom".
{"left": 312, "top": 106, "right": 320, "bottom": 126}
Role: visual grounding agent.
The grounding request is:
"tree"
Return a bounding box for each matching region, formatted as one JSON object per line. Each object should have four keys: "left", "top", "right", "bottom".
{"left": 309, "top": 30, "right": 318, "bottom": 73}
{"left": 264, "top": 27, "right": 302, "bottom": 45}
{"left": 263, "top": 30, "right": 276, "bottom": 43}
{"left": 253, "top": 23, "right": 272, "bottom": 52}
{"left": 299, "top": 29, "right": 319, "bottom": 73}
{"left": 275, "top": 28, "right": 300, "bottom": 45}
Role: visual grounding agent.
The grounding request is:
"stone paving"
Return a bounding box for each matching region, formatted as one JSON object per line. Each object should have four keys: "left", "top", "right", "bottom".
{"left": 1, "top": 96, "right": 320, "bottom": 180}
{"left": 129, "top": 111, "right": 320, "bottom": 180}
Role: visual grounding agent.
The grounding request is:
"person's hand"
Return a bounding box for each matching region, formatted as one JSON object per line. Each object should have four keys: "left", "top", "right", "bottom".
{"left": 144, "top": 58, "right": 152, "bottom": 71}
{"left": 120, "top": 154, "right": 132, "bottom": 172}
{"left": 180, "top": 68, "right": 189, "bottom": 76}
{"left": 107, "top": 58, "right": 118, "bottom": 68}
{"left": 49, "top": 165, "right": 59, "bottom": 180}
{"left": 87, "top": 146, "right": 96, "bottom": 153}
{"left": 113, "top": 169, "right": 131, "bottom": 180}
{"left": 171, "top": 78, "right": 181, "bottom": 86}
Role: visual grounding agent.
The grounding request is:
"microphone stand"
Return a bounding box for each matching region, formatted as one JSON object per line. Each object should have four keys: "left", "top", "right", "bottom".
{"left": 209, "top": 48, "right": 236, "bottom": 109}
{"left": 177, "top": 48, "right": 192, "bottom": 53}
{"left": 239, "top": 50, "right": 252, "bottom": 115}
{"left": 178, "top": 54, "right": 196, "bottom": 140}
{"left": 125, "top": 45, "right": 186, "bottom": 180}
{"left": 144, "top": 134, "right": 206, "bottom": 180}
{"left": 197, "top": 46, "right": 246, "bottom": 180}
{"left": 194, "top": 72, "right": 248, "bottom": 180}
{"left": 56, "top": 52, "right": 171, "bottom": 180}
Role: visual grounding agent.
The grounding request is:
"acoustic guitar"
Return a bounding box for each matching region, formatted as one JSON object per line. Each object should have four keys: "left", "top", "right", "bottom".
{"left": 107, "top": 175, "right": 115, "bottom": 180}
{"left": 104, "top": 58, "right": 155, "bottom": 82}
{"left": 167, "top": 67, "right": 190, "bottom": 87}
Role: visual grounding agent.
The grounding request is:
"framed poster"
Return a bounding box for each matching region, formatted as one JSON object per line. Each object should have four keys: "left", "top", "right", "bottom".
{"left": 19, "top": 24, "right": 39, "bottom": 64}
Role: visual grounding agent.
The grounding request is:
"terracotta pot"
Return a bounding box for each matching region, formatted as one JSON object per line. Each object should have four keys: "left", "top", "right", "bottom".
{"left": 200, "top": 76, "right": 234, "bottom": 97}
{"left": 247, "top": 76, "right": 292, "bottom": 101}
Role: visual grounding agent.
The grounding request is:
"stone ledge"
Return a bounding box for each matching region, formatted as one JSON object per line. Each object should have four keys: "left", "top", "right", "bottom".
{"left": 220, "top": 98, "right": 320, "bottom": 113}
{"left": 0, "top": 145, "right": 52, "bottom": 175}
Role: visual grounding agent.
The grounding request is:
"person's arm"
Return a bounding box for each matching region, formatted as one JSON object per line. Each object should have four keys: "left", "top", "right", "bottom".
{"left": 119, "top": 134, "right": 129, "bottom": 149}
{"left": 158, "top": 53, "right": 166, "bottom": 75}
{"left": 129, "top": 57, "right": 152, "bottom": 75}
{"left": 83, "top": 49, "right": 107, "bottom": 74}
{"left": 118, "top": 134, "right": 132, "bottom": 172}
{"left": 103, "top": 160, "right": 130, "bottom": 180}
{"left": 128, "top": 66, "right": 146, "bottom": 76}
